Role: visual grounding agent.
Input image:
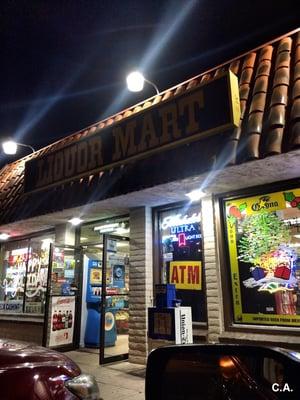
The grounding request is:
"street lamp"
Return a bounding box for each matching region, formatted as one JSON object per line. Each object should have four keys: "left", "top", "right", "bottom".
{"left": 126, "top": 71, "right": 160, "bottom": 95}
{"left": 2, "top": 140, "right": 35, "bottom": 155}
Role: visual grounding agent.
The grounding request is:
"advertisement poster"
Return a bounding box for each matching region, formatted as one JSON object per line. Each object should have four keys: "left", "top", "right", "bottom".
{"left": 225, "top": 188, "right": 300, "bottom": 327}
{"left": 90, "top": 268, "right": 101, "bottom": 284}
{"left": 49, "top": 296, "right": 75, "bottom": 347}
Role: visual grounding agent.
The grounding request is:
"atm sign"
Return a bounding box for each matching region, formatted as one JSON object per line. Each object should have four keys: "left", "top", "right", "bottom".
{"left": 169, "top": 261, "right": 202, "bottom": 290}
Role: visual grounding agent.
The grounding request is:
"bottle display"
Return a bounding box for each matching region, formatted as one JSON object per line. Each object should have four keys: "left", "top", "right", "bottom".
{"left": 49, "top": 295, "right": 76, "bottom": 347}
{"left": 65, "top": 311, "right": 69, "bottom": 329}
{"left": 51, "top": 307, "right": 73, "bottom": 332}
{"left": 52, "top": 310, "right": 57, "bottom": 331}
{"left": 68, "top": 310, "right": 72, "bottom": 328}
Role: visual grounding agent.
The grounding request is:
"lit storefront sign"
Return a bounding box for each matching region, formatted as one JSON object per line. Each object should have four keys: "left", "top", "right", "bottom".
{"left": 169, "top": 261, "right": 202, "bottom": 290}
{"left": 161, "top": 212, "right": 201, "bottom": 245}
{"left": 225, "top": 188, "right": 300, "bottom": 327}
{"left": 161, "top": 212, "right": 201, "bottom": 229}
{"left": 24, "top": 71, "right": 240, "bottom": 192}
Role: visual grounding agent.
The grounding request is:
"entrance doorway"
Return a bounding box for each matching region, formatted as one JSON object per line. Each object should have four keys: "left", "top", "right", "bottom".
{"left": 43, "top": 244, "right": 82, "bottom": 351}
{"left": 80, "top": 229, "right": 130, "bottom": 364}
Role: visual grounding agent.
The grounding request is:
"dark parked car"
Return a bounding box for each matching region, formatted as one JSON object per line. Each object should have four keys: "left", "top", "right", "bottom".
{"left": 0, "top": 339, "right": 100, "bottom": 400}
{"left": 146, "top": 344, "right": 300, "bottom": 399}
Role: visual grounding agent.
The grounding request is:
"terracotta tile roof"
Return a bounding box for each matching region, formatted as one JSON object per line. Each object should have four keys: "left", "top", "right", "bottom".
{"left": 0, "top": 28, "right": 300, "bottom": 225}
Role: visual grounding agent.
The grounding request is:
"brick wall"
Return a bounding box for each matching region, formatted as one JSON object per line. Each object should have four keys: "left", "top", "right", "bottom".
{"left": 129, "top": 207, "right": 153, "bottom": 364}
{"left": 0, "top": 320, "right": 43, "bottom": 344}
{"left": 201, "top": 195, "right": 224, "bottom": 342}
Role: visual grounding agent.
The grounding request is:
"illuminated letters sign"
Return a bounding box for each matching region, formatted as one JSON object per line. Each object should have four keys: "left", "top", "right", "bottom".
{"left": 161, "top": 212, "right": 201, "bottom": 230}
{"left": 24, "top": 71, "right": 240, "bottom": 192}
{"left": 169, "top": 261, "right": 202, "bottom": 290}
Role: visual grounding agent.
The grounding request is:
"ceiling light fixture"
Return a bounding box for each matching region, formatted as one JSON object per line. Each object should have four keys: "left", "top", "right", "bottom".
{"left": 0, "top": 233, "right": 10, "bottom": 240}
{"left": 185, "top": 189, "right": 206, "bottom": 202}
{"left": 69, "top": 217, "right": 83, "bottom": 226}
{"left": 94, "top": 223, "right": 119, "bottom": 232}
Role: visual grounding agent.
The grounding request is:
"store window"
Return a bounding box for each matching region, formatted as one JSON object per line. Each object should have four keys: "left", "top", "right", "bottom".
{"left": 0, "top": 234, "right": 54, "bottom": 314}
{"left": 80, "top": 216, "right": 130, "bottom": 244}
{"left": 157, "top": 204, "right": 207, "bottom": 323}
{"left": 224, "top": 188, "right": 300, "bottom": 327}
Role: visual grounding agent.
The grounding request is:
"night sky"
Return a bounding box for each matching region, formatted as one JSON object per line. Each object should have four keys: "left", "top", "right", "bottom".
{"left": 1, "top": 0, "right": 299, "bottom": 165}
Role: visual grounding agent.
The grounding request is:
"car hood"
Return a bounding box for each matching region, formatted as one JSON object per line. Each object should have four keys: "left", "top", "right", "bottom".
{"left": 0, "top": 339, "right": 80, "bottom": 374}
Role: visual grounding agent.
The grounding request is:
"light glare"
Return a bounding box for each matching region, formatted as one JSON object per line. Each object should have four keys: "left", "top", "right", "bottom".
{"left": 126, "top": 71, "right": 145, "bottom": 92}
{"left": 185, "top": 189, "right": 206, "bottom": 202}
{"left": 0, "top": 233, "right": 10, "bottom": 241}
{"left": 2, "top": 141, "right": 18, "bottom": 155}
{"left": 69, "top": 217, "right": 83, "bottom": 226}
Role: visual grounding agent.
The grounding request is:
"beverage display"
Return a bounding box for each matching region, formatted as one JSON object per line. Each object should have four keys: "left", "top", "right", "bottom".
{"left": 49, "top": 296, "right": 75, "bottom": 347}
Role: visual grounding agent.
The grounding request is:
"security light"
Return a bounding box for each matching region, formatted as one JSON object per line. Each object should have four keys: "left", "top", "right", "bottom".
{"left": 2, "top": 140, "right": 35, "bottom": 155}
{"left": 185, "top": 189, "right": 206, "bottom": 202}
{"left": 69, "top": 217, "right": 83, "bottom": 226}
{"left": 0, "top": 233, "right": 10, "bottom": 240}
{"left": 126, "top": 71, "right": 159, "bottom": 95}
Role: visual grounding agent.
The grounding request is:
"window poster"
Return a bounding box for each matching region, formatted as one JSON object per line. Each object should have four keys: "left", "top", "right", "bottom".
{"left": 49, "top": 296, "right": 75, "bottom": 347}
{"left": 225, "top": 189, "right": 300, "bottom": 326}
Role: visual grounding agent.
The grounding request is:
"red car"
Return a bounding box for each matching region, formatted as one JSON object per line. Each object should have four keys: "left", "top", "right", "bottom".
{"left": 0, "top": 339, "right": 100, "bottom": 400}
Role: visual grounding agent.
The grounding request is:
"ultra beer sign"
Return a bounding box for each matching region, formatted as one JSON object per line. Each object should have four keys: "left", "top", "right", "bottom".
{"left": 24, "top": 71, "right": 240, "bottom": 192}
{"left": 169, "top": 261, "right": 202, "bottom": 290}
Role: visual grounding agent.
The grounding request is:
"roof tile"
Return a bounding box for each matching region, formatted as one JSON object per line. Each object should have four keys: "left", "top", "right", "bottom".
{"left": 270, "top": 85, "right": 288, "bottom": 105}
{"left": 162, "top": 91, "right": 173, "bottom": 101}
{"left": 265, "top": 127, "right": 284, "bottom": 155}
{"left": 243, "top": 52, "right": 256, "bottom": 69}
{"left": 291, "top": 121, "right": 300, "bottom": 147}
{"left": 246, "top": 111, "right": 264, "bottom": 134}
{"left": 278, "top": 37, "right": 292, "bottom": 52}
{"left": 275, "top": 51, "right": 290, "bottom": 69}
{"left": 268, "top": 104, "right": 286, "bottom": 127}
{"left": 250, "top": 93, "right": 267, "bottom": 113}
{"left": 240, "top": 68, "right": 254, "bottom": 84}
{"left": 246, "top": 133, "right": 260, "bottom": 159}
{"left": 292, "top": 79, "right": 300, "bottom": 99}
{"left": 229, "top": 60, "right": 240, "bottom": 75}
{"left": 259, "top": 45, "right": 273, "bottom": 61}
{"left": 291, "top": 98, "right": 300, "bottom": 120}
{"left": 256, "top": 60, "right": 272, "bottom": 77}
{"left": 273, "top": 67, "right": 290, "bottom": 86}
{"left": 186, "top": 79, "right": 198, "bottom": 89}
{"left": 239, "top": 84, "right": 250, "bottom": 100}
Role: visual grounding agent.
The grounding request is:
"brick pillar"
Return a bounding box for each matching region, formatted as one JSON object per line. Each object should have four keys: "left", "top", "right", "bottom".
{"left": 129, "top": 207, "right": 153, "bottom": 365}
{"left": 201, "top": 195, "right": 224, "bottom": 342}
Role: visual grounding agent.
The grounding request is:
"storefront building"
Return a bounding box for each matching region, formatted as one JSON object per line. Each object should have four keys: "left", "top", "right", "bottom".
{"left": 0, "top": 29, "right": 300, "bottom": 364}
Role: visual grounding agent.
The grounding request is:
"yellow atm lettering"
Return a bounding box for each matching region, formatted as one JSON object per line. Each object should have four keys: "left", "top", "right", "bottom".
{"left": 169, "top": 261, "right": 202, "bottom": 290}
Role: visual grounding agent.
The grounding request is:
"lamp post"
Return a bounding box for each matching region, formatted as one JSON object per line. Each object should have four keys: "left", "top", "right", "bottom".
{"left": 126, "top": 71, "right": 160, "bottom": 95}
{"left": 2, "top": 140, "right": 35, "bottom": 155}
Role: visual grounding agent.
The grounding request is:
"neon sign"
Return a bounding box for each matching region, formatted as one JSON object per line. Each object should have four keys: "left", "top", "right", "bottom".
{"left": 161, "top": 213, "right": 201, "bottom": 230}
{"left": 178, "top": 233, "right": 186, "bottom": 247}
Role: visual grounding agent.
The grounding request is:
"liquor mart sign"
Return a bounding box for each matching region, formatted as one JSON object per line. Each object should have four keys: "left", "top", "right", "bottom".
{"left": 24, "top": 71, "right": 240, "bottom": 192}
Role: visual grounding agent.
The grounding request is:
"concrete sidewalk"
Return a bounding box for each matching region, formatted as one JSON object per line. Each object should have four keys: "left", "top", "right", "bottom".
{"left": 66, "top": 350, "right": 145, "bottom": 400}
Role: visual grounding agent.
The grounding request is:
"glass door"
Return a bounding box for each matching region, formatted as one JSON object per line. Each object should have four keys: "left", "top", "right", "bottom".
{"left": 100, "top": 234, "right": 130, "bottom": 364}
{"left": 43, "top": 244, "right": 82, "bottom": 350}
